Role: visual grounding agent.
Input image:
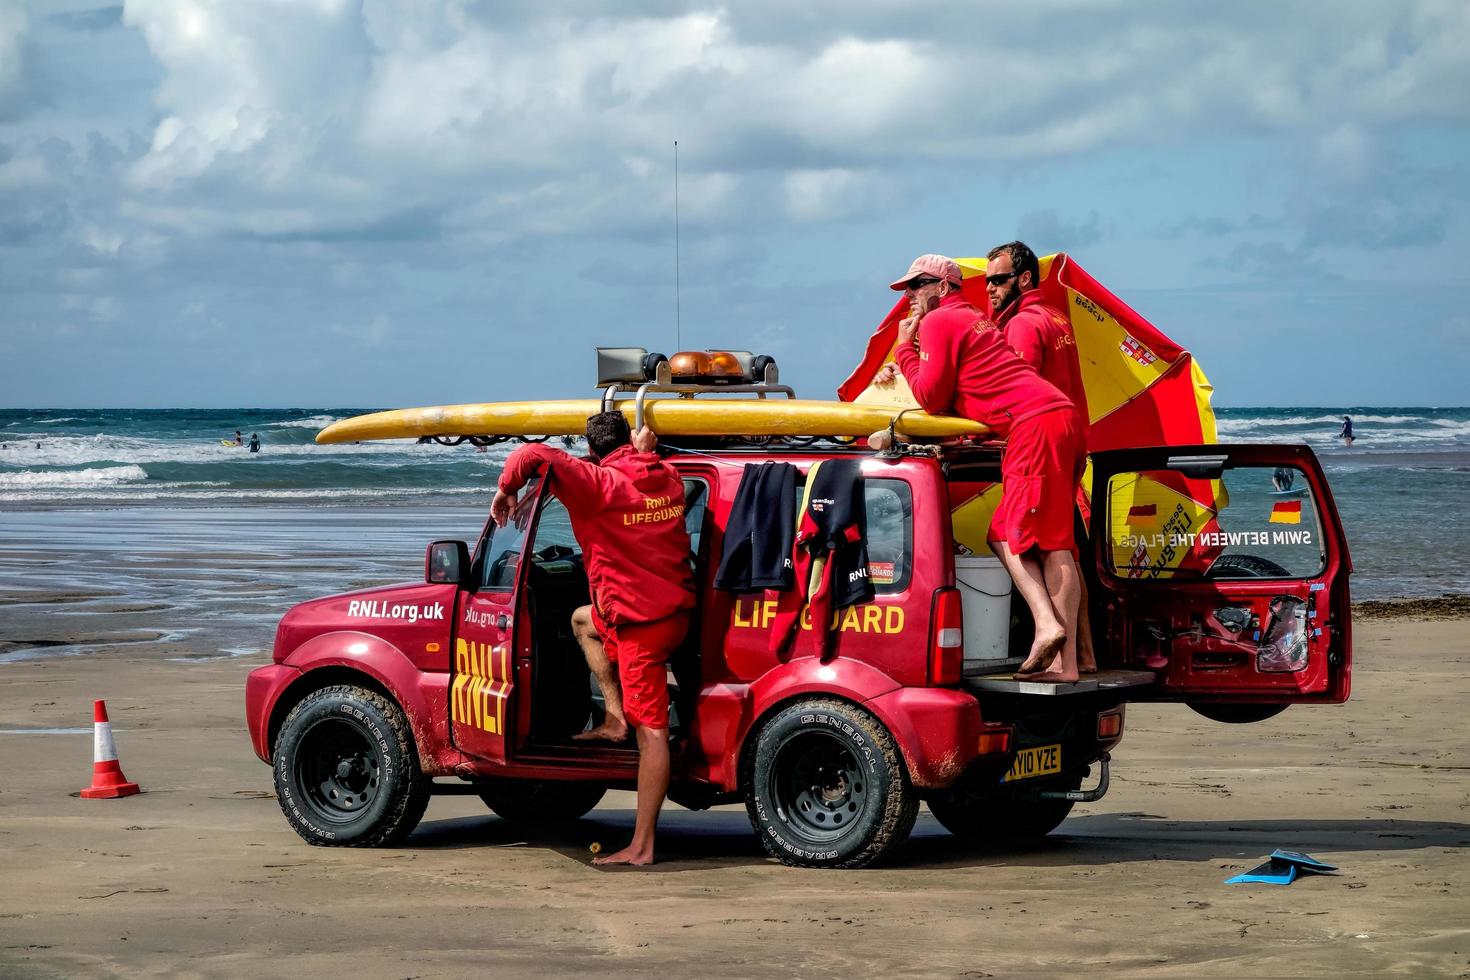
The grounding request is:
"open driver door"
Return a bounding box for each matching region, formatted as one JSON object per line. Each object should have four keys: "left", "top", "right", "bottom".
{"left": 1089, "top": 444, "right": 1352, "bottom": 721}
{"left": 451, "top": 479, "right": 551, "bottom": 762}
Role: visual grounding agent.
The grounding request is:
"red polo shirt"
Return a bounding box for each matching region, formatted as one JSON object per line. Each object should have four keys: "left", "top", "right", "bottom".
{"left": 998, "top": 290, "right": 1090, "bottom": 442}
{"left": 893, "top": 292, "right": 1071, "bottom": 439}
{"left": 498, "top": 443, "right": 695, "bottom": 626}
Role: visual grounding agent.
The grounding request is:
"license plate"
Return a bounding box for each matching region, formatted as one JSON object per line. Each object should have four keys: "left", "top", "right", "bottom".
{"left": 1003, "top": 743, "right": 1062, "bottom": 783}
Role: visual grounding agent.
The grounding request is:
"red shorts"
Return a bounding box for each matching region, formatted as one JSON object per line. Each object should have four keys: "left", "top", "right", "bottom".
{"left": 988, "top": 407, "right": 1086, "bottom": 556}
{"left": 591, "top": 607, "right": 689, "bottom": 730}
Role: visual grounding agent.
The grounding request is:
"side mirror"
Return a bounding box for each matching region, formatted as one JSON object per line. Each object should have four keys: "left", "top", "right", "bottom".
{"left": 425, "top": 540, "right": 471, "bottom": 585}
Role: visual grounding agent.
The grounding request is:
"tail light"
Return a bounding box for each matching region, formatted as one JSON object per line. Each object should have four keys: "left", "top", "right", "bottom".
{"left": 1097, "top": 710, "right": 1123, "bottom": 740}
{"left": 977, "top": 728, "right": 1012, "bottom": 755}
{"left": 929, "top": 587, "right": 963, "bottom": 686}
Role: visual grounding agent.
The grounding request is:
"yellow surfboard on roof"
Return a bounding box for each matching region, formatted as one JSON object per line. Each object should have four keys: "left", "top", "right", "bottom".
{"left": 315, "top": 399, "right": 990, "bottom": 444}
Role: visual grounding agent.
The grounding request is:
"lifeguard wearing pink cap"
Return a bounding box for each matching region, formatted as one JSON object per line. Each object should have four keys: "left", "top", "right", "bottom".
{"left": 889, "top": 254, "right": 963, "bottom": 290}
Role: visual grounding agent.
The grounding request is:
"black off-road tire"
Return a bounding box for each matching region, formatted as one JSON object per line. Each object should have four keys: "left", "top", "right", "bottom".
{"left": 477, "top": 779, "right": 606, "bottom": 822}
{"left": 1206, "top": 553, "right": 1291, "bottom": 580}
{"left": 1187, "top": 702, "right": 1290, "bottom": 724}
{"left": 273, "top": 684, "right": 431, "bottom": 847}
{"left": 927, "top": 792, "right": 1075, "bottom": 840}
{"left": 745, "top": 698, "right": 917, "bottom": 869}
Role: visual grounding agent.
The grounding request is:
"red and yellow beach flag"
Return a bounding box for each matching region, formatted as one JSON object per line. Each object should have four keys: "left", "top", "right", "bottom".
{"left": 1270, "top": 500, "right": 1303, "bottom": 524}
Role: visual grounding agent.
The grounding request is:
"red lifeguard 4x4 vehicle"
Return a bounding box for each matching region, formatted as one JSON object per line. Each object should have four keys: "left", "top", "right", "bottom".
{"left": 245, "top": 353, "right": 1352, "bottom": 868}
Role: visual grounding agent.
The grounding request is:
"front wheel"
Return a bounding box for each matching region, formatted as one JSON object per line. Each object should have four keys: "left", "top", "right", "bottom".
{"left": 273, "top": 684, "right": 431, "bottom": 847}
{"left": 745, "top": 699, "right": 917, "bottom": 869}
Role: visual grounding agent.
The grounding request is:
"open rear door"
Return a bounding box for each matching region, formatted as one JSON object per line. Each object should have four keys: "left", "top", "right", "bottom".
{"left": 1089, "top": 444, "right": 1352, "bottom": 712}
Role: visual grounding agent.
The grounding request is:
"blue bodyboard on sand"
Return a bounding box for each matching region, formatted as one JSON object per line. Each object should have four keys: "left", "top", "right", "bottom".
{"left": 1225, "top": 849, "right": 1338, "bottom": 885}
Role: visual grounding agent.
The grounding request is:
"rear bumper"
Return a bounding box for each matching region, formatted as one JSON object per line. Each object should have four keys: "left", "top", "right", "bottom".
{"left": 245, "top": 664, "right": 301, "bottom": 763}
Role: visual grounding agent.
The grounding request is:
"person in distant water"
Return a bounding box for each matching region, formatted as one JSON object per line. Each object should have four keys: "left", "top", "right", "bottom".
{"left": 986, "top": 240, "right": 1096, "bottom": 675}
{"left": 492, "top": 412, "right": 694, "bottom": 866}
{"left": 1272, "top": 467, "right": 1294, "bottom": 492}
{"left": 249, "top": 433, "right": 260, "bottom": 453}
{"left": 1339, "top": 416, "right": 1355, "bottom": 447}
{"left": 876, "top": 253, "right": 1086, "bottom": 683}
{"left": 234, "top": 430, "right": 243, "bottom": 446}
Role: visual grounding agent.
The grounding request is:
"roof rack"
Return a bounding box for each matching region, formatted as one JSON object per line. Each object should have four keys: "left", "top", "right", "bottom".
{"left": 597, "top": 347, "right": 796, "bottom": 429}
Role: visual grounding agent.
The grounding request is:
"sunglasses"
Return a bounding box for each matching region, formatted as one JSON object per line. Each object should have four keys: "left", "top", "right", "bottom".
{"left": 905, "top": 277, "right": 941, "bottom": 291}
{"left": 985, "top": 271, "right": 1021, "bottom": 286}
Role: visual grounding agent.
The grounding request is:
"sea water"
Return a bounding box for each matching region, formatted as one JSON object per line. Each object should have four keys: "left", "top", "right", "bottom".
{"left": 0, "top": 407, "right": 1466, "bottom": 651}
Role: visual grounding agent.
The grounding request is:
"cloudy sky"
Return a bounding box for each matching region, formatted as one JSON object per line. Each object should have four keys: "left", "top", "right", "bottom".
{"left": 2, "top": 0, "right": 1467, "bottom": 408}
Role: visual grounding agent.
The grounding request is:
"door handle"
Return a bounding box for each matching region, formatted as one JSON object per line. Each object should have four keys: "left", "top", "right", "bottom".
{"left": 497, "top": 614, "right": 511, "bottom": 630}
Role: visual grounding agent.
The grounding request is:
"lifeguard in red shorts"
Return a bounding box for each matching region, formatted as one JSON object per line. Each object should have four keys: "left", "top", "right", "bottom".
{"left": 877, "top": 253, "right": 1086, "bottom": 682}
{"left": 987, "top": 240, "right": 1097, "bottom": 675}
{"left": 492, "top": 412, "right": 694, "bottom": 864}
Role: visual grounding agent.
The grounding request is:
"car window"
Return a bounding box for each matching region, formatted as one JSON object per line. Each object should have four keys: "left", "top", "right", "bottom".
{"left": 480, "top": 514, "right": 529, "bottom": 591}
{"left": 683, "top": 477, "right": 709, "bottom": 557}
{"left": 529, "top": 496, "right": 578, "bottom": 555}
{"left": 1104, "top": 464, "right": 1325, "bottom": 580}
{"left": 864, "top": 478, "right": 913, "bottom": 594}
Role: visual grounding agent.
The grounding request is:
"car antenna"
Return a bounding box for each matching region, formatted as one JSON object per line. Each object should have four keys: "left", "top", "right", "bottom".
{"left": 673, "top": 139, "right": 682, "bottom": 352}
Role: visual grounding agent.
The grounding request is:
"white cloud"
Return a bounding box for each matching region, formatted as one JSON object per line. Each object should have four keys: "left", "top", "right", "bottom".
{"left": 0, "top": 151, "right": 46, "bottom": 187}
{"left": 106, "top": 1, "right": 1470, "bottom": 247}
{"left": 784, "top": 168, "right": 879, "bottom": 222}
{"left": 0, "top": 3, "right": 25, "bottom": 98}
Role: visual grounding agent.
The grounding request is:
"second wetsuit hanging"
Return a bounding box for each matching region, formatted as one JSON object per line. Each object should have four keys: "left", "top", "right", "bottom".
{"left": 769, "top": 459, "right": 875, "bottom": 659}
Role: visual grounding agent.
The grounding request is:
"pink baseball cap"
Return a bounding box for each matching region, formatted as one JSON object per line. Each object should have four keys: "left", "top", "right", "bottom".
{"left": 889, "top": 254, "right": 962, "bottom": 290}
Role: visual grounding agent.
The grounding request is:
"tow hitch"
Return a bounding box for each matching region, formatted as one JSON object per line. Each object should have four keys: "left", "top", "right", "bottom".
{"left": 1039, "top": 753, "right": 1110, "bottom": 803}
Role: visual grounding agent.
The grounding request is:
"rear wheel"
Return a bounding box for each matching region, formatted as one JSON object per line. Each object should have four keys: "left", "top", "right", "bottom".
{"left": 1187, "top": 702, "right": 1289, "bottom": 724}
{"left": 745, "top": 698, "right": 917, "bottom": 869}
{"left": 477, "top": 779, "right": 606, "bottom": 822}
{"left": 273, "top": 684, "right": 430, "bottom": 847}
{"left": 927, "top": 791, "right": 1074, "bottom": 840}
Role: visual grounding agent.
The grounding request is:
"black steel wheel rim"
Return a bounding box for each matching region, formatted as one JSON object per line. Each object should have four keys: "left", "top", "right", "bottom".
{"left": 769, "top": 731, "right": 867, "bottom": 844}
{"left": 294, "top": 716, "right": 383, "bottom": 824}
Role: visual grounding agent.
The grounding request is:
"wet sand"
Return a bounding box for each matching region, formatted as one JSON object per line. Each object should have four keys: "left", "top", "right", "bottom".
{"left": 1, "top": 615, "right": 1467, "bottom": 977}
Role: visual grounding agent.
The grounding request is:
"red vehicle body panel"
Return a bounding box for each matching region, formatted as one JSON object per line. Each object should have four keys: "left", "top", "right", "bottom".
{"left": 246, "top": 440, "right": 1352, "bottom": 799}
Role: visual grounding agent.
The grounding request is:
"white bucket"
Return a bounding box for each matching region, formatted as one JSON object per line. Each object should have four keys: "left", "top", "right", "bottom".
{"left": 954, "top": 554, "right": 1013, "bottom": 666}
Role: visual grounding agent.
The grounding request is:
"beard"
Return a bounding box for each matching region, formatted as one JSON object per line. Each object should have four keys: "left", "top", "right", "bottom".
{"left": 990, "top": 283, "right": 1019, "bottom": 317}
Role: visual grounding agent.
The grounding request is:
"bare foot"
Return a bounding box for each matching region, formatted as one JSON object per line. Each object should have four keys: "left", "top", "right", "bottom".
{"left": 1077, "top": 655, "right": 1098, "bottom": 675}
{"left": 1015, "top": 628, "right": 1066, "bottom": 677}
{"left": 1025, "top": 669, "right": 1080, "bottom": 684}
{"left": 573, "top": 722, "right": 629, "bottom": 743}
{"left": 592, "top": 844, "right": 654, "bottom": 866}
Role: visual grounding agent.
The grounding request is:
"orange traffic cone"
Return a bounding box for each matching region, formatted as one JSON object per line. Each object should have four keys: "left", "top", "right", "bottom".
{"left": 79, "top": 700, "right": 140, "bottom": 799}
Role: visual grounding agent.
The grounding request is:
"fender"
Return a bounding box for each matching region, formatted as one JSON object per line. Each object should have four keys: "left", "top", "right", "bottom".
{"left": 280, "top": 630, "right": 462, "bottom": 774}
{"left": 708, "top": 657, "right": 902, "bottom": 791}
{"left": 863, "top": 687, "right": 984, "bottom": 790}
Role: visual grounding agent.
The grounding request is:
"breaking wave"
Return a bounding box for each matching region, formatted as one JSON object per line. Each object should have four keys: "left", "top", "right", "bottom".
{"left": 0, "top": 465, "right": 148, "bottom": 489}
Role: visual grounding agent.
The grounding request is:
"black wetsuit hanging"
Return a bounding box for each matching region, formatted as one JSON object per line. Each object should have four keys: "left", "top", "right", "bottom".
{"left": 769, "top": 459, "right": 874, "bottom": 659}
{"left": 715, "top": 462, "right": 797, "bottom": 592}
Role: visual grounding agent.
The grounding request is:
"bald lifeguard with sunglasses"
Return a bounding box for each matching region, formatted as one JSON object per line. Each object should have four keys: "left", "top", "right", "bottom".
{"left": 874, "top": 253, "right": 1086, "bottom": 682}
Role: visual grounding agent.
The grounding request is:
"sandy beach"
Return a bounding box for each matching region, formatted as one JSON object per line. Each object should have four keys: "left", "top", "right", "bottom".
{"left": 2, "top": 605, "right": 1467, "bottom": 979}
